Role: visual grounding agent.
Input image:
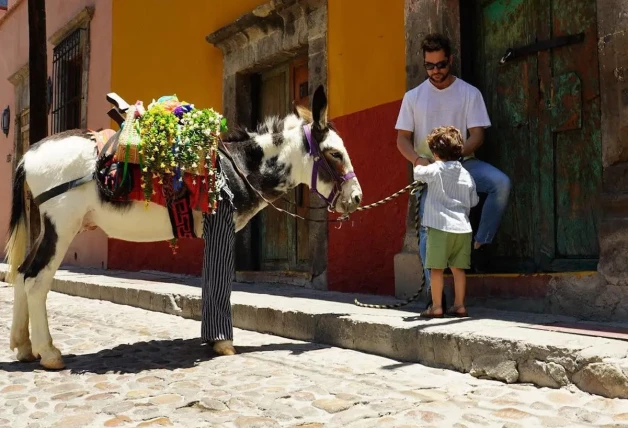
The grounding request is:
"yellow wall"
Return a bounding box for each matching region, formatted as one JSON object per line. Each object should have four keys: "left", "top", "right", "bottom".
{"left": 112, "top": 0, "right": 406, "bottom": 121}
{"left": 111, "top": 0, "right": 267, "bottom": 113}
{"left": 328, "top": 0, "right": 406, "bottom": 119}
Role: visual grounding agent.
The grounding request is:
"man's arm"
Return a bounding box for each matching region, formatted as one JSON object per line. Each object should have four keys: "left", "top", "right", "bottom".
{"left": 397, "top": 130, "right": 429, "bottom": 167}
{"left": 462, "top": 126, "right": 484, "bottom": 157}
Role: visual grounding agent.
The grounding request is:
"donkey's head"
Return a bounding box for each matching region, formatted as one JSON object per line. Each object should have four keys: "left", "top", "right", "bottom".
{"left": 296, "top": 86, "right": 362, "bottom": 214}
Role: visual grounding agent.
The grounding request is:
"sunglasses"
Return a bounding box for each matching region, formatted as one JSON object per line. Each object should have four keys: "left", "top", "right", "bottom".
{"left": 424, "top": 60, "right": 449, "bottom": 70}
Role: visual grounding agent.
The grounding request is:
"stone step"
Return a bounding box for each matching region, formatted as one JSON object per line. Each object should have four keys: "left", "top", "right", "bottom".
{"left": 1, "top": 263, "right": 627, "bottom": 399}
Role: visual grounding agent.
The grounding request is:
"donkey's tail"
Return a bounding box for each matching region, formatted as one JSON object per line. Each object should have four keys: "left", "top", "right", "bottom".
{"left": 5, "top": 161, "right": 28, "bottom": 284}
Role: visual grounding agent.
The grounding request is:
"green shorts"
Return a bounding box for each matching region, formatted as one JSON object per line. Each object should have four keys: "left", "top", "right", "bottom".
{"left": 425, "top": 227, "right": 472, "bottom": 269}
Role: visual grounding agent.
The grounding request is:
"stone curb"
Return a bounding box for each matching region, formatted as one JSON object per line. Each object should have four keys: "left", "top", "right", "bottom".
{"left": 1, "top": 266, "right": 627, "bottom": 400}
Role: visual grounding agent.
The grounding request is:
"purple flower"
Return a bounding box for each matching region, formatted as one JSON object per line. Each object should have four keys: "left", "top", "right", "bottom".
{"left": 173, "top": 104, "right": 194, "bottom": 119}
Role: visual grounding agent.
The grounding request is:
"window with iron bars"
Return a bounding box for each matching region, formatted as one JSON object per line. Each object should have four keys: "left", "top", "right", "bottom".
{"left": 52, "top": 28, "right": 86, "bottom": 134}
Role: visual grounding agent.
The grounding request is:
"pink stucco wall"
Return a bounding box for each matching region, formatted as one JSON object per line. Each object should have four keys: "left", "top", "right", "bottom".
{"left": 0, "top": 0, "right": 112, "bottom": 268}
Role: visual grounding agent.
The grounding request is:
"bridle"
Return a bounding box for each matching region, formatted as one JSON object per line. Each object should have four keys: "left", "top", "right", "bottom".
{"left": 304, "top": 124, "right": 356, "bottom": 212}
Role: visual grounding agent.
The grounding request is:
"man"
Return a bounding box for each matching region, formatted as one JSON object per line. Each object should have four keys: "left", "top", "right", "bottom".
{"left": 395, "top": 33, "right": 511, "bottom": 302}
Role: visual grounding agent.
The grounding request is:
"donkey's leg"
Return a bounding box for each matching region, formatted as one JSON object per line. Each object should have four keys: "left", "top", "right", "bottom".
{"left": 10, "top": 223, "right": 47, "bottom": 362}
{"left": 25, "top": 213, "right": 81, "bottom": 370}
{"left": 10, "top": 273, "right": 36, "bottom": 362}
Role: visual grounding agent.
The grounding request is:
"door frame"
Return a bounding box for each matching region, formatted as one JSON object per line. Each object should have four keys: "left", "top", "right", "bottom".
{"left": 206, "top": 0, "right": 330, "bottom": 289}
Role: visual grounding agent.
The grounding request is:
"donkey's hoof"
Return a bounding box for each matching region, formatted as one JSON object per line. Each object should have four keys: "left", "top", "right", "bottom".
{"left": 213, "top": 340, "right": 236, "bottom": 356}
{"left": 16, "top": 350, "right": 37, "bottom": 362}
{"left": 39, "top": 349, "right": 65, "bottom": 370}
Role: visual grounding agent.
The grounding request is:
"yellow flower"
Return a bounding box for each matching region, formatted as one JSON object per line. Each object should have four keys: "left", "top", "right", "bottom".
{"left": 161, "top": 162, "right": 166, "bottom": 168}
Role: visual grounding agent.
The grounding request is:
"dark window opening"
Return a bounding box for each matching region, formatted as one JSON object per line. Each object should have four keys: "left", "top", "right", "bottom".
{"left": 52, "top": 28, "right": 85, "bottom": 133}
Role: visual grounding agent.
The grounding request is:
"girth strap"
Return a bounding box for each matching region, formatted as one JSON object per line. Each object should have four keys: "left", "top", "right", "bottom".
{"left": 33, "top": 173, "right": 94, "bottom": 206}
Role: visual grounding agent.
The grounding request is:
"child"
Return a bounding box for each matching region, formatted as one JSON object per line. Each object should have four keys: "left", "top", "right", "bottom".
{"left": 413, "top": 126, "right": 479, "bottom": 318}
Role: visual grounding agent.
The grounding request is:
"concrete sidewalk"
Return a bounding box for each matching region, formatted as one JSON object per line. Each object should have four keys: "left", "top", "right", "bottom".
{"left": 1, "top": 263, "right": 627, "bottom": 400}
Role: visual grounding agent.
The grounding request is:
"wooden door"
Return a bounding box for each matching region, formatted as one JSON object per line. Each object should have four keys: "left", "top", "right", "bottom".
{"left": 469, "top": 0, "right": 601, "bottom": 272}
{"left": 257, "top": 58, "right": 310, "bottom": 271}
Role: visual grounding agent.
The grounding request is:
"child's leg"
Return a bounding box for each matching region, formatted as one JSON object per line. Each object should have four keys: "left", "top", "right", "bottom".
{"left": 429, "top": 269, "right": 445, "bottom": 314}
{"left": 421, "top": 228, "right": 447, "bottom": 317}
{"left": 450, "top": 268, "right": 466, "bottom": 312}
{"left": 447, "top": 232, "right": 472, "bottom": 316}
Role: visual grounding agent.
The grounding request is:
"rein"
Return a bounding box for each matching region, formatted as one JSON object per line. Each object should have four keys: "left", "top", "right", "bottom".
{"left": 219, "top": 124, "right": 427, "bottom": 225}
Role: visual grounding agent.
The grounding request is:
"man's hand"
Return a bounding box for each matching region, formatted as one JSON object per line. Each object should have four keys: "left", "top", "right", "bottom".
{"left": 462, "top": 127, "right": 485, "bottom": 156}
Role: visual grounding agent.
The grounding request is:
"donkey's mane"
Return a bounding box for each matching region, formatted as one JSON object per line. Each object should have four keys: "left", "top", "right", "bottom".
{"left": 221, "top": 114, "right": 304, "bottom": 144}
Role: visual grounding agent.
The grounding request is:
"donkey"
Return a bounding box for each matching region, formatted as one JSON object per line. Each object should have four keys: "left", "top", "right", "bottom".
{"left": 5, "top": 85, "right": 363, "bottom": 370}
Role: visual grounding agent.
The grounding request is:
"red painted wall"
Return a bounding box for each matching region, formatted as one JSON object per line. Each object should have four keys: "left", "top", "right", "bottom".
{"left": 327, "top": 100, "right": 409, "bottom": 295}
{"left": 108, "top": 238, "right": 204, "bottom": 275}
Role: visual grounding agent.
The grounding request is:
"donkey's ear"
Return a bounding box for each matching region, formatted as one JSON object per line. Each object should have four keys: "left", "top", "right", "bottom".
{"left": 294, "top": 103, "right": 313, "bottom": 123}
{"left": 312, "top": 85, "right": 328, "bottom": 128}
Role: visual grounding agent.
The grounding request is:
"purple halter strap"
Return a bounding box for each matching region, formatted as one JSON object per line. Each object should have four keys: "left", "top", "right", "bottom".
{"left": 304, "top": 124, "right": 356, "bottom": 209}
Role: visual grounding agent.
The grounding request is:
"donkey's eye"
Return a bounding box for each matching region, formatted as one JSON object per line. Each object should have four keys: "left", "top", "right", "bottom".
{"left": 330, "top": 152, "right": 343, "bottom": 160}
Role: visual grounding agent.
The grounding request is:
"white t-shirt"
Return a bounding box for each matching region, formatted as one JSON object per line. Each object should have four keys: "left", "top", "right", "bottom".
{"left": 395, "top": 77, "right": 491, "bottom": 160}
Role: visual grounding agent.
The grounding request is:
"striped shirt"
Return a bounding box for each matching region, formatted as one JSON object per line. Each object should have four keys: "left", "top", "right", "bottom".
{"left": 414, "top": 160, "right": 479, "bottom": 233}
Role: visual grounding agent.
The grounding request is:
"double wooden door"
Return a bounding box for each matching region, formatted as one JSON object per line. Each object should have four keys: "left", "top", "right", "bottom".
{"left": 466, "top": 0, "right": 602, "bottom": 272}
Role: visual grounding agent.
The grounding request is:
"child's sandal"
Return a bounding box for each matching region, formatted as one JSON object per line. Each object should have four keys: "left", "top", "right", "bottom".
{"left": 446, "top": 305, "right": 469, "bottom": 318}
{"left": 419, "top": 305, "right": 444, "bottom": 318}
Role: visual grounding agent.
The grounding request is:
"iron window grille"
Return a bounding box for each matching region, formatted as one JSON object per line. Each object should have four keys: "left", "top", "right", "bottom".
{"left": 52, "top": 28, "right": 86, "bottom": 134}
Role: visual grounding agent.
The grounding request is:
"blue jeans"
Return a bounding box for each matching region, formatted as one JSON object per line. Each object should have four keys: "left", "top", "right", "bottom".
{"left": 418, "top": 158, "right": 511, "bottom": 293}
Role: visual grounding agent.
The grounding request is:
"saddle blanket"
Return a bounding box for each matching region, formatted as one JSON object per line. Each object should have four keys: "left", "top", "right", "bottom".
{"left": 111, "top": 164, "right": 215, "bottom": 238}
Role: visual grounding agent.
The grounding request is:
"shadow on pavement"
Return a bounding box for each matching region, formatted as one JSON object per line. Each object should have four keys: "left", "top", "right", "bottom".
{"left": 0, "top": 338, "right": 332, "bottom": 375}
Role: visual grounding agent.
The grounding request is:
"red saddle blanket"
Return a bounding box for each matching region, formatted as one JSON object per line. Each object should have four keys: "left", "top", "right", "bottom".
{"left": 119, "top": 165, "right": 213, "bottom": 212}
{"left": 110, "top": 164, "right": 216, "bottom": 239}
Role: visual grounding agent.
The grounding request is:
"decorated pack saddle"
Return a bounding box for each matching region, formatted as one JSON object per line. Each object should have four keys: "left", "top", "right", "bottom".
{"left": 94, "top": 93, "right": 228, "bottom": 248}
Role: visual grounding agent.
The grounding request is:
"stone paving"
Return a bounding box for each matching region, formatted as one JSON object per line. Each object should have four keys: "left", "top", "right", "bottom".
{"left": 1, "top": 285, "right": 627, "bottom": 428}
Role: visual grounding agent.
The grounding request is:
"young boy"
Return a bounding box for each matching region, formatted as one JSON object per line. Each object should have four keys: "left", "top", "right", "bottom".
{"left": 413, "top": 126, "right": 479, "bottom": 318}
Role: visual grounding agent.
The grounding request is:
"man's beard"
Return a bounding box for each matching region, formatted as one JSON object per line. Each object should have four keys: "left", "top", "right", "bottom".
{"left": 429, "top": 70, "right": 450, "bottom": 84}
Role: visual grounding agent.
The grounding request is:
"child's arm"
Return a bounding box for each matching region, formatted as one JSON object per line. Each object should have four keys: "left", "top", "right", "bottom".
{"left": 413, "top": 163, "right": 438, "bottom": 183}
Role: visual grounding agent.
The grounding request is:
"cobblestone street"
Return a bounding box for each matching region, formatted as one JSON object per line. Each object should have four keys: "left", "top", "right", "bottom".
{"left": 1, "top": 285, "right": 627, "bottom": 428}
